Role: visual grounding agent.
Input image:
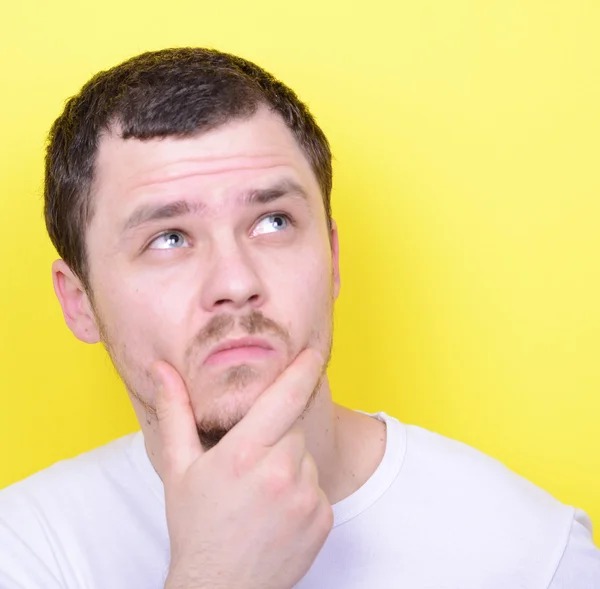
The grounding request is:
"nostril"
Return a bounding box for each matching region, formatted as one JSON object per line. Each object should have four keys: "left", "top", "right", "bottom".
{"left": 212, "top": 293, "right": 261, "bottom": 309}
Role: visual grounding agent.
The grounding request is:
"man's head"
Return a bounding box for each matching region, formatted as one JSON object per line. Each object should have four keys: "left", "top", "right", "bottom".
{"left": 47, "top": 48, "right": 340, "bottom": 449}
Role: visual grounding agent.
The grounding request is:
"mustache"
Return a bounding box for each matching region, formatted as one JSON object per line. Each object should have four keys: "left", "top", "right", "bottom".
{"left": 185, "top": 310, "right": 292, "bottom": 361}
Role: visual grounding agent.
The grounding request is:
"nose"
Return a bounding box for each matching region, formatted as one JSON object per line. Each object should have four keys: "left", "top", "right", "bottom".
{"left": 200, "top": 237, "right": 265, "bottom": 312}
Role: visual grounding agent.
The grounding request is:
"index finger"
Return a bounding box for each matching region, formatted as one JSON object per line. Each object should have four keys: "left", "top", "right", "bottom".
{"left": 230, "top": 348, "right": 325, "bottom": 447}
{"left": 152, "top": 360, "right": 204, "bottom": 479}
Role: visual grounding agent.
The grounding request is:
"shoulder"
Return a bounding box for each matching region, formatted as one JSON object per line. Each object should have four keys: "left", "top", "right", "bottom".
{"left": 0, "top": 432, "right": 142, "bottom": 587}
{"left": 381, "top": 414, "right": 593, "bottom": 586}
{"left": 0, "top": 431, "right": 142, "bottom": 537}
{"left": 548, "top": 508, "right": 600, "bottom": 588}
{"left": 400, "top": 419, "right": 570, "bottom": 522}
{"left": 0, "top": 431, "right": 140, "bottom": 504}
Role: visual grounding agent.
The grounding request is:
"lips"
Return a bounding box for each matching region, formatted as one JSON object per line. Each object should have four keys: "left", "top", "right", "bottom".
{"left": 204, "top": 336, "right": 274, "bottom": 365}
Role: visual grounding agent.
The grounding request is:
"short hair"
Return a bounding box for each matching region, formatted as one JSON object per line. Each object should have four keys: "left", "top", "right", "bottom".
{"left": 44, "top": 47, "right": 333, "bottom": 289}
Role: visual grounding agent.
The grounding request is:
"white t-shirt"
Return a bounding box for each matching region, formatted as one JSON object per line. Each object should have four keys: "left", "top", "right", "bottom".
{"left": 0, "top": 411, "right": 598, "bottom": 588}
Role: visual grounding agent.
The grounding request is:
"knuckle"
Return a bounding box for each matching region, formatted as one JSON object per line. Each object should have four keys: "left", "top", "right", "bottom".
{"left": 264, "top": 453, "right": 297, "bottom": 495}
{"left": 293, "top": 486, "right": 321, "bottom": 516}
{"left": 230, "top": 442, "right": 261, "bottom": 477}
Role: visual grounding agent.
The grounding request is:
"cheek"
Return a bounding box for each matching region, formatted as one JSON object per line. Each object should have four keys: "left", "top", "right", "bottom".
{"left": 93, "top": 272, "right": 191, "bottom": 362}
{"left": 277, "top": 255, "right": 333, "bottom": 334}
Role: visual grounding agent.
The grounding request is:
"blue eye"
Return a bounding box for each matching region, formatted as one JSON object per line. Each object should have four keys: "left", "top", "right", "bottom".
{"left": 253, "top": 214, "right": 290, "bottom": 236}
{"left": 148, "top": 231, "right": 189, "bottom": 250}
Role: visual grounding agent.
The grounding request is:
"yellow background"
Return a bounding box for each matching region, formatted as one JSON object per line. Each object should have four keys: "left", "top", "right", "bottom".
{"left": 1, "top": 0, "right": 599, "bottom": 546}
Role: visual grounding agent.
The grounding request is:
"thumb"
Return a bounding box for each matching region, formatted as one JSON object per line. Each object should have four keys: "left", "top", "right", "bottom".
{"left": 151, "top": 360, "right": 204, "bottom": 480}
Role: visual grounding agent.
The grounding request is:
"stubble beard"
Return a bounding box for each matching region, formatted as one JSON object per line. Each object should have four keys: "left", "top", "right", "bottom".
{"left": 92, "top": 293, "right": 334, "bottom": 452}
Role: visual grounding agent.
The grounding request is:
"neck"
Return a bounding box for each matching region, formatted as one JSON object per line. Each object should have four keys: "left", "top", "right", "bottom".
{"left": 295, "top": 376, "right": 344, "bottom": 499}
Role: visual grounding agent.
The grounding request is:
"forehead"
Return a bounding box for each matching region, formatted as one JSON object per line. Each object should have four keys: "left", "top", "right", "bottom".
{"left": 91, "top": 108, "right": 321, "bottom": 215}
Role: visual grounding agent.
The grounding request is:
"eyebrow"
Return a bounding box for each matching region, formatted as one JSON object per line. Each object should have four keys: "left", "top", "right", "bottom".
{"left": 241, "top": 179, "right": 308, "bottom": 207}
{"left": 121, "top": 178, "right": 309, "bottom": 233}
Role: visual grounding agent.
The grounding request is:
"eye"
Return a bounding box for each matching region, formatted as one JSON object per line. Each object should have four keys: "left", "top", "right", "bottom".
{"left": 252, "top": 214, "right": 291, "bottom": 236}
{"left": 147, "top": 231, "right": 190, "bottom": 250}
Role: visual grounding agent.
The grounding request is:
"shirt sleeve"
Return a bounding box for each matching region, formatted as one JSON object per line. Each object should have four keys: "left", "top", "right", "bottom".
{"left": 548, "top": 508, "right": 600, "bottom": 588}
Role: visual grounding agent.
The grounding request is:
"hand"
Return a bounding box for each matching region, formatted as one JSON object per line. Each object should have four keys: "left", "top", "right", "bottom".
{"left": 152, "top": 348, "right": 334, "bottom": 589}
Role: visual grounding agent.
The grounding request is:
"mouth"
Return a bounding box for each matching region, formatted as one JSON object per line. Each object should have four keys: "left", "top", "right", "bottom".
{"left": 204, "top": 336, "right": 275, "bottom": 366}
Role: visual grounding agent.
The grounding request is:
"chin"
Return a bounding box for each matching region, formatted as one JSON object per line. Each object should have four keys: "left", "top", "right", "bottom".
{"left": 191, "top": 362, "right": 277, "bottom": 421}
{"left": 192, "top": 373, "right": 273, "bottom": 451}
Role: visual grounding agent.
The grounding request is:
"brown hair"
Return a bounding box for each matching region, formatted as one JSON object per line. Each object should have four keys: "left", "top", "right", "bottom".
{"left": 44, "top": 47, "right": 333, "bottom": 290}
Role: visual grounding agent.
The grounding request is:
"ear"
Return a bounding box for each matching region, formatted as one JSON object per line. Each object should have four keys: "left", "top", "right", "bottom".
{"left": 330, "top": 219, "right": 341, "bottom": 300}
{"left": 52, "top": 260, "right": 101, "bottom": 344}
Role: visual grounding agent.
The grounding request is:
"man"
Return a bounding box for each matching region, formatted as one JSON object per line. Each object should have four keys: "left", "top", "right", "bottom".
{"left": 0, "top": 47, "right": 598, "bottom": 589}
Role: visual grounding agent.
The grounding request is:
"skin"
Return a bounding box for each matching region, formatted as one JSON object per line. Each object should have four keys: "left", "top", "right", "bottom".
{"left": 52, "top": 106, "right": 386, "bottom": 507}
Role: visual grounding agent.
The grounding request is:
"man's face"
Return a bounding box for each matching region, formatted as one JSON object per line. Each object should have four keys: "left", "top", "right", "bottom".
{"left": 82, "top": 108, "right": 339, "bottom": 446}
